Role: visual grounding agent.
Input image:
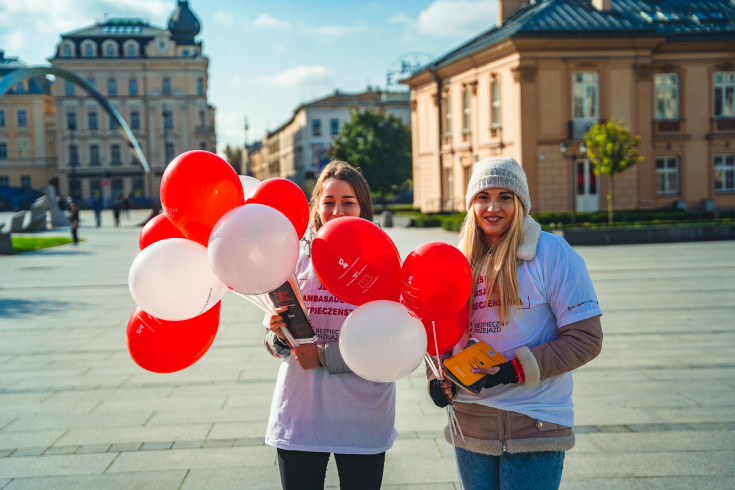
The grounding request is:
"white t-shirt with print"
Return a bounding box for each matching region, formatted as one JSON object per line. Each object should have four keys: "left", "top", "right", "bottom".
{"left": 453, "top": 232, "right": 602, "bottom": 427}
{"left": 265, "top": 246, "right": 397, "bottom": 454}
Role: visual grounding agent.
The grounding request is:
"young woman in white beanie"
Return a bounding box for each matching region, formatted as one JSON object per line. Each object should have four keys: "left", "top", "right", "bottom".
{"left": 428, "top": 157, "right": 603, "bottom": 489}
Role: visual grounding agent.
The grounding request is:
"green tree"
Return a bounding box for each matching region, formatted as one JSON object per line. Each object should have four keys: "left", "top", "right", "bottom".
{"left": 584, "top": 119, "right": 644, "bottom": 225}
{"left": 222, "top": 144, "right": 242, "bottom": 174}
{"left": 329, "top": 109, "right": 412, "bottom": 202}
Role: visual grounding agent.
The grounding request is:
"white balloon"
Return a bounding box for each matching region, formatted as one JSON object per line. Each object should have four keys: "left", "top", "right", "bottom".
{"left": 239, "top": 175, "right": 261, "bottom": 199}
{"left": 339, "top": 300, "right": 428, "bottom": 382}
{"left": 208, "top": 203, "right": 300, "bottom": 295}
{"left": 128, "top": 238, "right": 227, "bottom": 321}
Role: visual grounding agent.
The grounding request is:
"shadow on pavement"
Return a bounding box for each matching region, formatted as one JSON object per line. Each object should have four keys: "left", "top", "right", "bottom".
{"left": 0, "top": 297, "right": 77, "bottom": 317}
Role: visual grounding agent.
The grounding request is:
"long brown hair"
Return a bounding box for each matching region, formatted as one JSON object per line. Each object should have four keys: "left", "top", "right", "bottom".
{"left": 458, "top": 194, "right": 525, "bottom": 325}
{"left": 308, "top": 160, "right": 373, "bottom": 234}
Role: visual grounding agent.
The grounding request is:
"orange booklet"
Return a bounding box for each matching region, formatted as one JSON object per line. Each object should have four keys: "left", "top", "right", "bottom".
{"left": 443, "top": 339, "right": 506, "bottom": 394}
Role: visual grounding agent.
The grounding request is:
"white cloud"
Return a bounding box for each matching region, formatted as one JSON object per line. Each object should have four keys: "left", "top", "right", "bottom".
{"left": 273, "top": 45, "right": 286, "bottom": 55}
{"left": 230, "top": 76, "right": 243, "bottom": 87}
{"left": 213, "top": 8, "right": 235, "bottom": 25}
{"left": 253, "top": 14, "right": 291, "bottom": 30}
{"left": 255, "top": 66, "right": 332, "bottom": 88}
{"left": 387, "top": 12, "right": 412, "bottom": 24}
{"left": 418, "top": 0, "right": 496, "bottom": 37}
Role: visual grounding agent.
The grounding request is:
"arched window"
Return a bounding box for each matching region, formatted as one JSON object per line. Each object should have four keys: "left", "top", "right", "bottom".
{"left": 126, "top": 43, "right": 137, "bottom": 57}
{"left": 105, "top": 44, "right": 115, "bottom": 57}
{"left": 84, "top": 43, "right": 94, "bottom": 57}
{"left": 129, "top": 78, "right": 138, "bottom": 96}
{"left": 197, "top": 78, "right": 204, "bottom": 96}
{"left": 108, "top": 78, "right": 117, "bottom": 96}
{"left": 62, "top": 44, "right": 73, "bottom": 57}
{"left": 162, "top": 78, "right": 171, "bottom": 95}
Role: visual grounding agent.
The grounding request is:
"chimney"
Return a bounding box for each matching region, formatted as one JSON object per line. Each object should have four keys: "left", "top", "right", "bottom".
{"left": 592, "top": 0, "right": 612, "bottom": 11}
{"left": 497, "top": 0, "right": 525, "bottom": 25}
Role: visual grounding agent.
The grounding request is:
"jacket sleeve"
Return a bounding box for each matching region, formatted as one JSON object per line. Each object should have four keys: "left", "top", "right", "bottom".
{"left": 316, "top": 343, "right": 352, "bottom": 374}
{"left": 264, "top": 330, "right": 292, "bottom": 359}
{"left": 513, "top": 315, "right": 603, "bottom": 388}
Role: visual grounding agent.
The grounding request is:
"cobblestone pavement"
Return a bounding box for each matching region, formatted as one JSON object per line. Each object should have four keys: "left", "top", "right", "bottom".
{"left": 0, "top": 210, "right": 733, "bottom": 489}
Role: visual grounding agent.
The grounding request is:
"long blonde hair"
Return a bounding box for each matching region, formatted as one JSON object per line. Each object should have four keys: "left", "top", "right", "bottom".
{"left": 308, "top": 160, "right": 373, "bottom": 234}
{"left": 458, "top": 194, "right": 525, "bottom": 326}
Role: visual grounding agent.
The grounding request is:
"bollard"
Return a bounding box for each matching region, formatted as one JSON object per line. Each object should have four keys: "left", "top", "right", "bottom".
{"left": 380, "top": 211, "right": 394, "bottom": 228}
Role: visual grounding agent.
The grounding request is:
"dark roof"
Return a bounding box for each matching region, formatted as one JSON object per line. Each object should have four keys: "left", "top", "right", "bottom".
{"left": 0, "top": 51, "right": 52, "bottom": 94}
{"left": 424, "top": 0, "right": 735, "bottom": 71}
{"left": 168, "top": 0, "right": 201, "bottom": 45}
{"left": 61, "top": 18, "right": 165, "bottom": 40}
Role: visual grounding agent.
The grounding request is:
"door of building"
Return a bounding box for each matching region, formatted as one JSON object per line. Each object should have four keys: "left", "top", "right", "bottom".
{"left": 575, "top": 159, "right": 599, "bottom": 213}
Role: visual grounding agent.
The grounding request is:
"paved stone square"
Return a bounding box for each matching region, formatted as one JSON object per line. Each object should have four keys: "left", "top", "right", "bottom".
{"left": 0, "top": 210, "right": 733, "bottom": 489}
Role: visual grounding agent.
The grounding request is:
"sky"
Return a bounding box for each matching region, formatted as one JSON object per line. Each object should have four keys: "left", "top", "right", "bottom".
{"left": 0, "top": 0, "right": 499, "bottom": 153}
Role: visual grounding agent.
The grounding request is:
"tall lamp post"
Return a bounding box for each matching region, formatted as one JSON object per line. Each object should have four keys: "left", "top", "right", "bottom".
{"left": 559, "top": 140, "right": 587, "bottom": 225}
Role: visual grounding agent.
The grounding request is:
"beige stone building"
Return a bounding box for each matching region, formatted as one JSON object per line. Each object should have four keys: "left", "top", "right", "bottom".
{"left": 0, "top": 51, "right": 57, "bottom": 197}
{"left": 244, "top": 88, "right": 410, "bottom": 194}
{"left": 403, "top": 0, "right": 735, "bottom": 214}
{"left": 48, "top": 0, "right": 215, "bottom": 205}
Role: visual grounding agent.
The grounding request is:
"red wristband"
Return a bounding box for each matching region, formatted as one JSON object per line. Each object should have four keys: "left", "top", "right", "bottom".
{"left": 510, "top": 358, "right": 525, "bottom": 383}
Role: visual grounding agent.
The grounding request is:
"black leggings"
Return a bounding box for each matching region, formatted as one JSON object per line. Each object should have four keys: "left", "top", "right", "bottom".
{"left": 276, "top": 448, "right": 385, "bottom": 490}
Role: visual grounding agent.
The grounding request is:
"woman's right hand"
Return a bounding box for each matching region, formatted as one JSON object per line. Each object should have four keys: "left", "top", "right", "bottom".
{"left": 268, "top": 306, "right": 289, "bottom": 342}
{"left": 429, "top": 376, "right": 456, "bottom": 408}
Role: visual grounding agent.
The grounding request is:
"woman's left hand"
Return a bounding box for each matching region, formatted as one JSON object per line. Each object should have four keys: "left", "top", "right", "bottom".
{"left": 292, "top": 344, "right": 320, "bottom": 370}
{"left": 473, "top": 360, "right": 524, "bottom": 388}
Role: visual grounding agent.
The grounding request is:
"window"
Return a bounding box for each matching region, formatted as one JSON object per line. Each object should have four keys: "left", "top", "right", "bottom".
{"left": 163, "top": 111, "right": 173, "bottom": 129}
{"left": 62, "top": 44, "right": 73, "bottom": 57}
{"left": 110, "top": 144, "right": 121, "bottom": 165}
{"left": 109, "top": 115, "right": 118, "bottom": 130}
{"left": 88, "top": 112, "right": 98, "bottom": 130}
{"left": 462, "top": 88, "right": 471, "bottom": 134}
{"left": 0, "top": 143, "right": 7, "bottom": 160}
{"left": 126, "top": 43, "right": 137, "bottom": 57}
{"left": 129, "top": 78, "right": 138, "bottom": 96}
{"left": 67, "top": 112, "right": 77, "bottom": 130}
{"left": 69, "top": 144, "right": 79, "bottom": 165}
{"left": 198, "top": 110, "right": 206, "bottom": 126}
{"left": 17, "top": 109, "right": 27, "bottom": 128}
{"left": 0, "top": 110, "right": 5, "bottom": 128}
{"left": 572, "top": 72, "right": 598, "bottom": 138}
{"left": 17, "top": 139, "right": 30, "bottom": 159}
{"left": 714, "top": 154, "right": 735, "bottom": 192}
{"left": 197, "top": 78, "right": 204, "bottom": 96}
{"left": 655, "top": 156, "right": 679, "bottom": 195}
{"left": 84, "top": 44, "right": 94, "bottom": 57}
{"left": 714, "top": 72, "right": 735, "bottom": 118}
{"left": 21, "top": 176, "right": 31, "bottom": 189}
{"left": 132, "top": 177, "right": 144, "bottom": 197}
{"left": 442, "top": 93, "right": 452, "bottom": 137}
{"left": 108, "top": 78, "right": 117, "bottom": 96}
{"left": 65, "top": 80, "right": 75, "bottom": 96}
{"left": 330, "top": 118, "right": 339, "bottom": 136}
{"left": 131, "top": 111, "right": 140, "bottom": 130}
{"left": 87, "top": 78, "right": 95, "bottom": 88}
{"left": 105, "top": 44, "right": 115, "bottom": 57}
{"left": 162, "top": 78, "right": 171, "bottom": 95}
{"left": 491, "top": 79, "right": 501, "bottom": 129}
{"left": 89, "top": 144, "right": 101, "bottom": 165}
{"left": 312, "top": 119, "right": 321, "bottom": 137}
{"left": 165, "top": 142, "right": 175, "bottom": 162}
{"left": 111, "top": 178, "right": 124, "bottom": 199}
{"left": 655, "top": 74, "right": 679, "bottom": 120}
{"left": 0, "top": 176, "right": 7, "bottom": 186}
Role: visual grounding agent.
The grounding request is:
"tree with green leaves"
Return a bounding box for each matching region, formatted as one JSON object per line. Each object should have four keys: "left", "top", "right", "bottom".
{"left": 222, "top": 144, "right": 243, "bottom": 174}
{"left": 328, "top": 109, "right": 412, "bottom": 202}
{"left": 584, "top": 119, "right": 644, "bottom": 225}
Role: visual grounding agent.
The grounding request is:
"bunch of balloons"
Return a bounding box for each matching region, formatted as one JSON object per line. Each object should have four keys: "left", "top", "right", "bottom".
{"left": 127, "top": 151, "right": 309, "bottom": 373}
{"left": 310, "top": 217, "right": 472, "bottom": 382}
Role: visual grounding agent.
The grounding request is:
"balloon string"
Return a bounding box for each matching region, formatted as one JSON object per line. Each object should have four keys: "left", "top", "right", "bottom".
{"left": 424, "top": 354, "right": 440, "bottom": 380}
{"left": 448, "top": 407, "right": 465, "bottom": 490}
{"left": 229, "top": 290, "right": 276, "bottom": 315}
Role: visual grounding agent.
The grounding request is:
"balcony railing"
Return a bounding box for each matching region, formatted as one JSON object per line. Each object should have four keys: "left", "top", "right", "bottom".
{"left": 653, "top": 119, "right": 683, "bottom": 134}
{"left": 196, "top": 125, "right": 214, "bottom": 134}
{"left": 568, "top": 119, "right": 598, "bottom": 140}
{"left": 712, "top": 118, "right": 735, "bottom": 132}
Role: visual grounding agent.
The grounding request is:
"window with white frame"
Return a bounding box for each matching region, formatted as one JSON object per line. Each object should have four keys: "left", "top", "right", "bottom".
{"left": 714, "top": 154, "right": 735, "bottom": 192}
{"left": 110, "top": 144, "right": 121, "bottom": 165}
{"left": 89, "top": 144, "right": 101, "bottom": 165}
{"left": 0, "top": 109, "right": 4, "bottom": 128}
{"left": 330, "top": 118, "right": 339, "bottom": 136}
{"left": 125, "top": 42, "right": 137, "bottom": 57}
{"left": 162, "top": 78, "right": 171, "bottom": 95}
{"left": 17, "top": 139, "right": 30, "bottom": 160}
{"left": 131, "top": 111, "right": 140, "bottom": 130}
{"left": 491, "top": 79, "right": 501, "bottom": 129}
{"left": 62, "top": 44, "right": 73, "bottom": 57}
{"left": 442, "top": 92, "right": 451, "bottom": 137}
{"left": 108, "top": 78, "right": 117, "bottom": 96}
{"left": 0, "top": 142, "right": 7, "bottom": 160}
{"left": 462, "top": 88, "right": 471, "bottom": 134}
{"left": 654, "top": 73, "right": 679, "bottom": 120}
{"left": 105, "top": 43, "right": 116, "bottom": 57}
{"left": 65, "top": 80, "right": 74, "bottom": 96}
{"left": 714, "top": 72, "right": 735, "bottom": 117}
{"left": 69, "top": 144, "right": 79, "bottom": 164}
{"left": 67, "top": 112, "right": 77, "bottom": 130}
{"left": 17, "top": 109, "right": 27, "bottom": 127}
{"left": 88, "top": 111, "right": 98, "bottom": 130}
{"left": 655, "top": 156, "right": 679, "bottom": 195}
{"left": 83, "top": 43, "right": 95, "bottom": 57}
{"left": 129, "top": 78, "right": 138, "bottom": 96}
{"left": 573, "top": 72, "right": 598, "bottom": 120}
{"left": 197, "top": 78, "right": 204, "bottom": 96}
{"left": 312, "top": 119, "right": 321, "bottom": 137}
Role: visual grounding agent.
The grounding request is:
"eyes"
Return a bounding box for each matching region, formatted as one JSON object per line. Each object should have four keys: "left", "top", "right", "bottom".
{"left": 476, "top": 192, "right": 514, "bottom": 202}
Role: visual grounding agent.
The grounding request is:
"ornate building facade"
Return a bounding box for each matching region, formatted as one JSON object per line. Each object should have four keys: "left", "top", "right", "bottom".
{"left": 49, "top": 0, "right": 215, "bottom": 205}
{"left": 403, "top": 0, "right": 735, "bottom": 213}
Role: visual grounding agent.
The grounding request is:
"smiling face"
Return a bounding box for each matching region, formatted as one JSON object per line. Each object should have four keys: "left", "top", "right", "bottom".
{"left": 472, "top": 187, "right": 516, "bottom": 245}
{"left": 318, "top": 178, "right": 361, "bottom": 225}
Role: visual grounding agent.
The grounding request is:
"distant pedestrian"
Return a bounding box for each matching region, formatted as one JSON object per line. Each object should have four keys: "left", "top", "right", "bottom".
{"left": 91, "top": 194, "right": 103, "bottom": 227}
{"left": 111, "top": 195, "right": 122, "bottom": 227}
{"left": 122, "top": 194, "right": 131, "bottom": 218}
{"left": 67, "top": 202, "right": 80, "bottom": 245}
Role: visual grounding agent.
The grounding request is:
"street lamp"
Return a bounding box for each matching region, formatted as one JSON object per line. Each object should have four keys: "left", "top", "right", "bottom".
{"left": 559, "top": 140, "right": 587, "bottom": 225}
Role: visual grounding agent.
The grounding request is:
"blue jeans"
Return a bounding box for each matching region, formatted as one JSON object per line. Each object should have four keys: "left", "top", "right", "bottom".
{"left": 455, "top": 447, "right": 565, "bottom": 490}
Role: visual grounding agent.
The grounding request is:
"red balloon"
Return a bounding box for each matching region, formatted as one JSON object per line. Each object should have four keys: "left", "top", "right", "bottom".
{"left": 311, "top": 217, "right": 401, "bottom": 305}
{"left": 423, "top": 305, "right": 468, "bottom": 356}
{"left": 160, "top": 151, "right": 245, "bottom": 246}
{"left": 139, "top": 214, "right": 186, "bottom": 250}
{"left": 246, "top": 178, "right": 309, "bottom": 238}
{"left": 400, "top": 242, "right": 472, "bottom": 321}
{"left": 126, "top": 302, "right": 221, "bottom": 373}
